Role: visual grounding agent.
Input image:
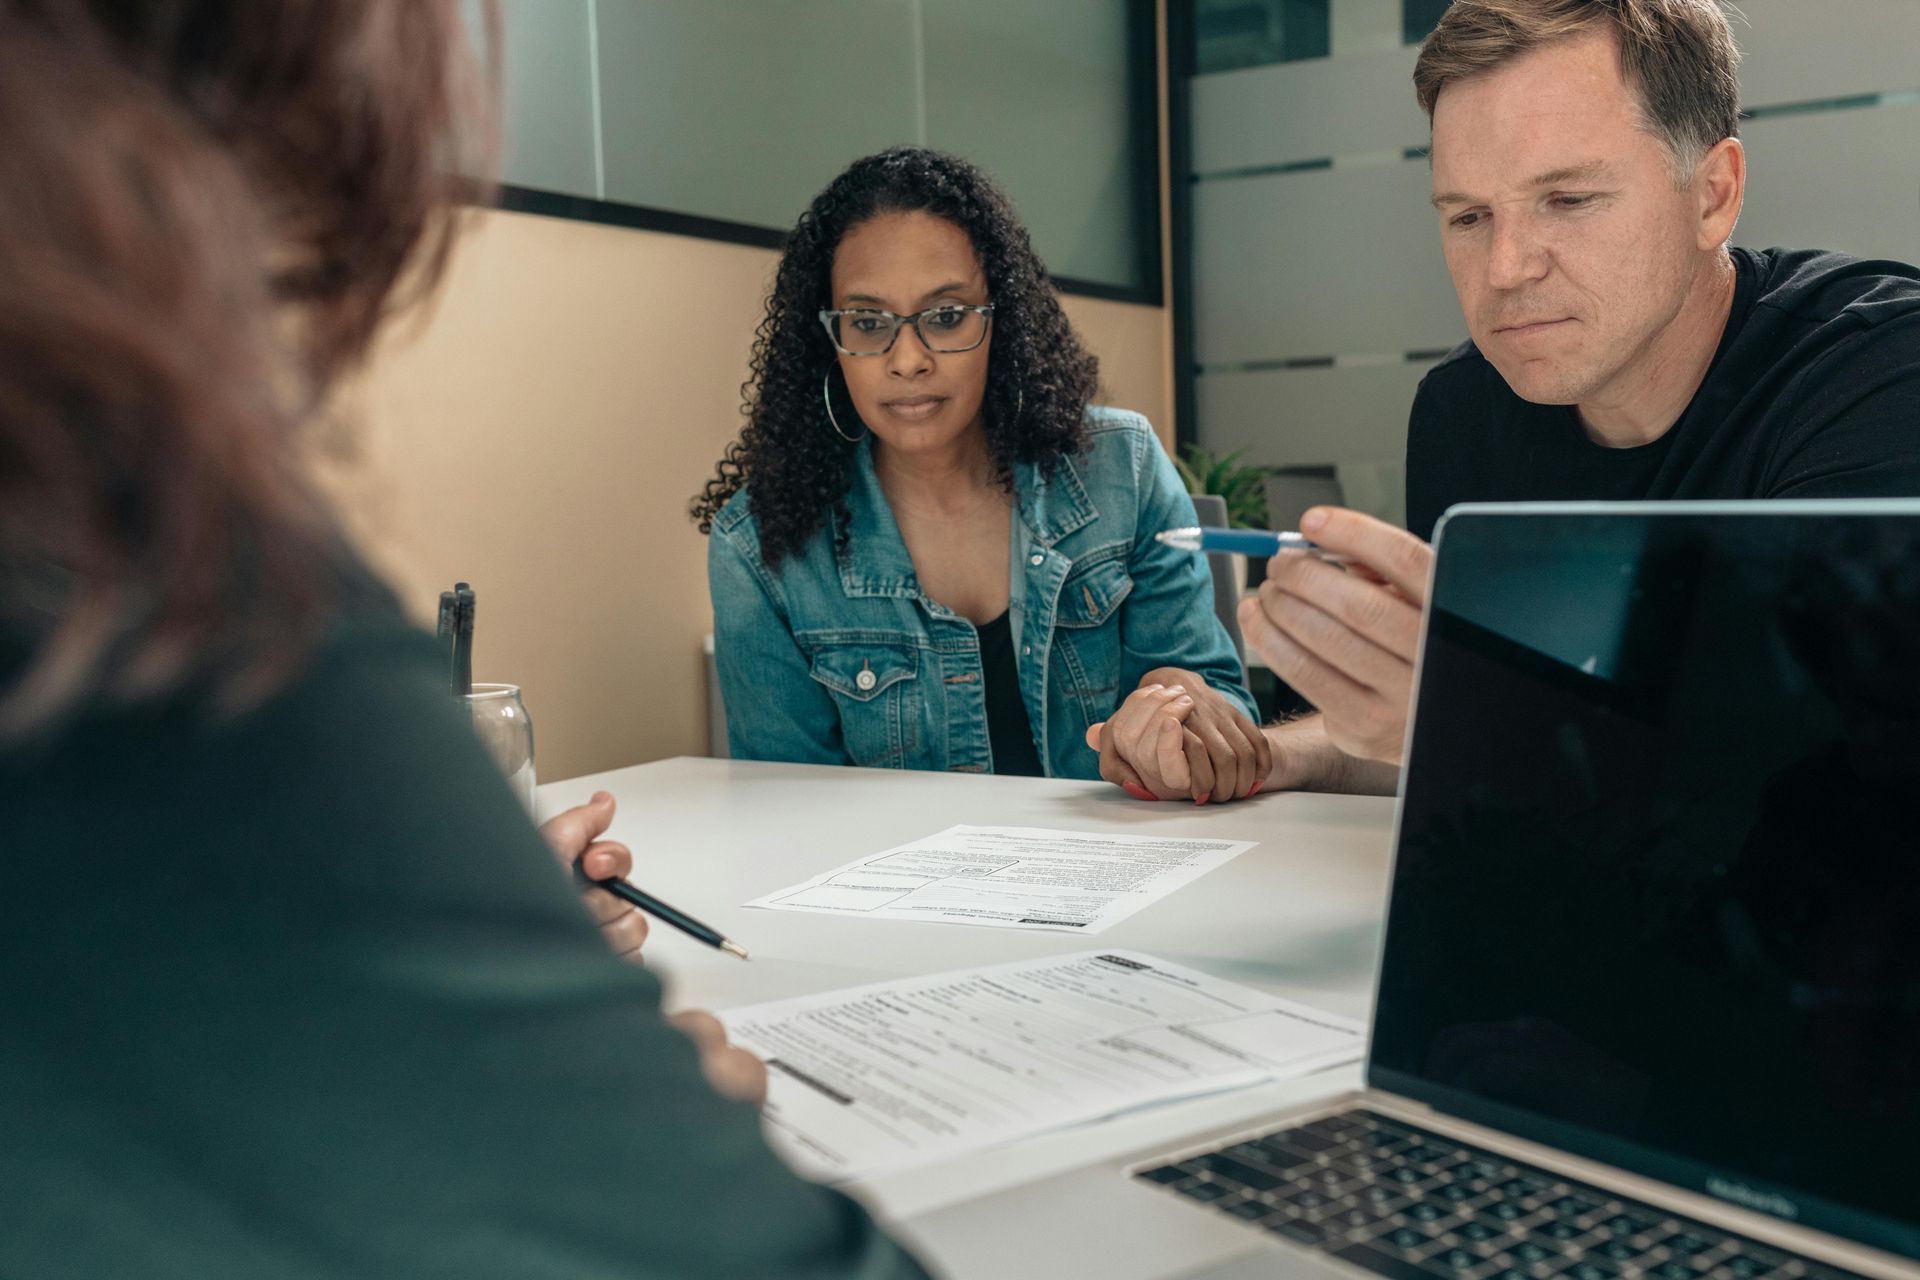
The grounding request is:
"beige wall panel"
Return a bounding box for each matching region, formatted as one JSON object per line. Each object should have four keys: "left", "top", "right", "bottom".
{"left": 1063, "top": 293, "right": 1177, "bottom": 447}
{"left": 329, "top": 209, "right": 1169, "bottom": 782}
{"left": 332, "top": 209, "right": 773, "bottom": 784}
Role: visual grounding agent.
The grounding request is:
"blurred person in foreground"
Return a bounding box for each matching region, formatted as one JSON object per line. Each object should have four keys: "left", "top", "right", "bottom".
{"left": 0, "top": 3, "right": 926, "bottom": 1276}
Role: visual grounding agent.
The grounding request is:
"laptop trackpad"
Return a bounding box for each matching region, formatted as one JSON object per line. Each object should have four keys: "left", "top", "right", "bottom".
{"left": 894, "top": 1165, "right": 1349, "bottom": 1279}
{"left": 1172, "top": 1254, "right": 1346, "bottom": 1278}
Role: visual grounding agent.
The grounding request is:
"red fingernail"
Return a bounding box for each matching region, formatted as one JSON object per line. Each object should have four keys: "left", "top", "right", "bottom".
{"left": 1194, "top": 792, "right": 1210, "bottom": 806}
{"left": 1122, "top": 781, "right": 1159, "bottom": 801}
{"left": 1249, "top": 780, "right": 1265, "bottom": 796}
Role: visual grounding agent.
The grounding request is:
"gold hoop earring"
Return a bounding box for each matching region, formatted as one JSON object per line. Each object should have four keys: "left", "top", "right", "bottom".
{"left": 823, "top": 370, "right": 864, "bottom": 443}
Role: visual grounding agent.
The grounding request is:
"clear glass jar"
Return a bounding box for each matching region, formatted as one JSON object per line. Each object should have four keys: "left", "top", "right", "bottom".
{"left": 463, "top": 683, "right": 536, "bottom": 814}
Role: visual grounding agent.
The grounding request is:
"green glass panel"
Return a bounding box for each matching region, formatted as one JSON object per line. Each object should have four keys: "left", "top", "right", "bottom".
{"left": 476, "top": 0, "right": 600, "bottom": 195}
{"left": 923, "top": 0, "right": 1150, "bottom": 290}
{"left": 594, "top": 0, "right": 918, "bottom": 230}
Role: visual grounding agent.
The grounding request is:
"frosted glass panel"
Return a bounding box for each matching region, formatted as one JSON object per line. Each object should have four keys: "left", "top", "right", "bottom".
{"left": 1197, "top": 361, "right": 1433, "bottom": 467}
{"left": 594, "top": 0, "right": 918, "bottom": 229}
{"left": 478, "top": 0, "right": 599, "bottom": 195}
{"left": 1193, "top": 160, "right": 1464, "bottom": 362}
{"left": 924, "top": 0, "right": 1143, "bottom": 287}
{"left": 1193, "top": 45, "right": 1425, "bottom": 173}
{"left": 1732, "top": 0, "right": 1920, "bottom": 107}
{"left": 1739, "top": 103, "right": 1920, "bottom": 265}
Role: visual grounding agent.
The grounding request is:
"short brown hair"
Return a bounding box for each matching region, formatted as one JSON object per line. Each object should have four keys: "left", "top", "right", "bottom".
{"left": 1413, "top": 0, "right": 1741, "bottom": 175}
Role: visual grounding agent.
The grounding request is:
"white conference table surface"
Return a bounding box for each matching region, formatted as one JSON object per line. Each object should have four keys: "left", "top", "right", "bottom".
{"left": 535, "top": 756, "right": 1397, "bottom": 1230}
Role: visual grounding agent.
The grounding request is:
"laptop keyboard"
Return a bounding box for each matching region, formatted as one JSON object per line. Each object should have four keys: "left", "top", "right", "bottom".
{"left": 1134, "top": 1109, "right": 1866, "bottom": 1280}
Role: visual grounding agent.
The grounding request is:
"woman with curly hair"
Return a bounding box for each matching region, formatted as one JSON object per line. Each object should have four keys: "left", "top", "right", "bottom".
{"left": 693, "top": 147, "right": 1270, "bottom": 802}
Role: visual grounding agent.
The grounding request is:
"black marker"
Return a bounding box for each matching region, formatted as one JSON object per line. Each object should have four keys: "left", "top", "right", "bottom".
{"left": 450, "top": 582, "right": 475, "bottom": 699}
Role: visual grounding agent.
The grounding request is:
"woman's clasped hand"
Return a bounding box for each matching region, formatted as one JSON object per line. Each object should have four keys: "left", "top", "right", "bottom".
{"left": 1085, "top": 668, "right": 1273, "bottom": 804}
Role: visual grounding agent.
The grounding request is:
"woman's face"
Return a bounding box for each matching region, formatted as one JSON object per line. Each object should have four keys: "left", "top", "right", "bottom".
{"left": 827, "top": 210, "right": 991, "bottom": 460}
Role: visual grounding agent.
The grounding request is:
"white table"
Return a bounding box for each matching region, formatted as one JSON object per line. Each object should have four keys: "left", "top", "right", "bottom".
{"left": 536, "top": 757, "right": 1397, "bottom": 1239}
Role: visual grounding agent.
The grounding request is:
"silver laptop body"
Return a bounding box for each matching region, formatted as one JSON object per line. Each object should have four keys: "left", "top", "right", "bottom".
{"left": 898, "top": 503, "right": 1920, "bottom": 1280}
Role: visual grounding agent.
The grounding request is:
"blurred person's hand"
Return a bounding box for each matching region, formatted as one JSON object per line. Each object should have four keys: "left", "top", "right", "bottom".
{"left": 541, "top": 791, "right": 648, "bottom": 961}
{"left": 667, "top": 1010, "right": 770, "bottom": 1106}
{"left": 542, "top": 794, "right": 769, "bottom": 1106}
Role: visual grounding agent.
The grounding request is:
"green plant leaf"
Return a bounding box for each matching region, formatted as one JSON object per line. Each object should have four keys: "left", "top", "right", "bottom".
{"left": 1176, "top": 443, "right": 1270, "bottom": 527}
{"left": 1172, "top": 453, "right": 1203, "bottom": 495}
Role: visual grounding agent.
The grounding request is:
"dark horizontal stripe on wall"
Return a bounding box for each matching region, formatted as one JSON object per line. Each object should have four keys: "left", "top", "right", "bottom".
{"left": 1739, "top": 92, "right": 1883, "bottom": 122}
{"left": 1198, "top": 348, "right": 1462, "bottom": 374}
{"left": 1193, "top": 156, "right": 1333, "bottom": 182}
{"left": 1194, "top": 89, "right": 1920, "bottom": 187}
{"left": 491, "top": 184, "right": 1161, "bottom": 307}
{"left": 1198, "top": 354, "right": 1337, "bottom": 374}
{"left": 1048, "top": 275, "right": 1161, "bottom": 305}
{"left": 495, "top": 185, "right": 786, "bottom": 251}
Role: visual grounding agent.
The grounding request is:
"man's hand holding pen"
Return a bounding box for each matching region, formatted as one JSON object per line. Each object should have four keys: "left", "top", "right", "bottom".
{"left": 1238, "top": 507, "right": 1434, "bottom": 768}
{"left": 540, "top": 792, "right": 769, "bottom": 1106}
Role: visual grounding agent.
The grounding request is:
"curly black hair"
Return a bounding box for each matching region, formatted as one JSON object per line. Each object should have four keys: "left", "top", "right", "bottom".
{"left": 690, "top": 146, "right": 1100, "bottom": 569}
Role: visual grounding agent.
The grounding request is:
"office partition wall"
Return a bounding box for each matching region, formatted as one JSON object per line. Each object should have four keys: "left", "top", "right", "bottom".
{"left": 1182, "top": 0, "right": 1920, "bottom": 523}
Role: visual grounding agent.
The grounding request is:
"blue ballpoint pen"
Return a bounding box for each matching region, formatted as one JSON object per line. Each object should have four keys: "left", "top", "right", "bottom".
{"left": 1154, "top": 526, "right": 1351, "bottom": 564}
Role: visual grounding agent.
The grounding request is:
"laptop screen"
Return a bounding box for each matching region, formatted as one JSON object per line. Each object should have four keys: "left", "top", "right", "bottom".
{"left": 1370, "top": 504, "right": 1920, "bottom": 1257}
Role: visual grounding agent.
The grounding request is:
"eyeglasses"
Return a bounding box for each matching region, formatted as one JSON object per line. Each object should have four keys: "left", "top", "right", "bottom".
{"left": 818, "top": 303, "right": 994, "bottom": 356}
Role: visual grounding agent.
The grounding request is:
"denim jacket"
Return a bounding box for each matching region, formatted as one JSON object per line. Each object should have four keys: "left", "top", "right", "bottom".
{"left": 708, "top": 406, "right": 1254, "bottom": 778}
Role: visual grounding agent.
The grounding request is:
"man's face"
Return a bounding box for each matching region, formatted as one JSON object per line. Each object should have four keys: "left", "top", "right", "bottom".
{"left": 1430, "top": 33, "right": 1707, "bottom": 407}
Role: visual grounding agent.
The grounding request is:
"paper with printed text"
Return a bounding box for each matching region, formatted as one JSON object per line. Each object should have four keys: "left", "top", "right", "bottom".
{"left": 720, "top": 950, "right": 1365, "bottom": 1182}
{"left": 744, "top": 823, "right": 1257, "bottom": 934}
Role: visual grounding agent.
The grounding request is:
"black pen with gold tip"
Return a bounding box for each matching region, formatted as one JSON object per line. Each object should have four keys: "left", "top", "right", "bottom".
{"left": 574, "top": 859, "right": 750, "bottom": 960}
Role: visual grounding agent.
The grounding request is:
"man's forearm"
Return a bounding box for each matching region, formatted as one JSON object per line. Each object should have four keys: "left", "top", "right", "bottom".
{"left": 1262, "top": 714, "right": 1401, "bottom": 796}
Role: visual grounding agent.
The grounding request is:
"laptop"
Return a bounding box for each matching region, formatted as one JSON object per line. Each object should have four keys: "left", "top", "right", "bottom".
{"left": 898, "top": 502, "right": 1920, "bottom": 1280}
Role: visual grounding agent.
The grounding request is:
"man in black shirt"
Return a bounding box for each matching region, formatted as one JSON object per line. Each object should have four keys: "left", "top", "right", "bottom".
{"left": 1406, "top": 246, "right": 1920, "bottom": 543}
{"left": 1215, "top": 0, "right": 1920, "bottom": 796}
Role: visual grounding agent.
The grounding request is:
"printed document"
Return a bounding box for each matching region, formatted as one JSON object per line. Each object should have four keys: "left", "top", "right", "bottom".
{"left": 720, "top": 950, "right": 1364, "bottom": 1182}
{"left": 745, "top": 824, "right": 1256, "bottom": 934}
